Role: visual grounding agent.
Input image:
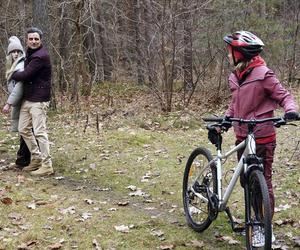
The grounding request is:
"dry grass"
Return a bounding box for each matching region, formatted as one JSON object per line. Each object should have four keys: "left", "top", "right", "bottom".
{"left": 0, "top": 85, "right": 299, "bottom": 249}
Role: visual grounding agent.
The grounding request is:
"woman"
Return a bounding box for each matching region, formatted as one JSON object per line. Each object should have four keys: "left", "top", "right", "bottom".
{"left": 2, "top": 36, "right": 30, "bottom": 169}
{"left": 223, "top": 31, "right": 299, "bottom": 247}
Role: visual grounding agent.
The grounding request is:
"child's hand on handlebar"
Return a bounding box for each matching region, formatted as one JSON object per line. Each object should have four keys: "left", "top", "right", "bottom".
{"left": 284, "top": 112, "right": 299, "bottom": 120}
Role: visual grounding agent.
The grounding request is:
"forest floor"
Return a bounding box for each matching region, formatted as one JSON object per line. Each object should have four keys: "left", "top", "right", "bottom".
{"left": 0, "top": 85, "right": 300, "bottom": 250}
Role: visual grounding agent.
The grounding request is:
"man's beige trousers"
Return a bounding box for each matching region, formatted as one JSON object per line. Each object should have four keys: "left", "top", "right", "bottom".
{"left": 18, "top": 101, "right": 52, "bottom": 167}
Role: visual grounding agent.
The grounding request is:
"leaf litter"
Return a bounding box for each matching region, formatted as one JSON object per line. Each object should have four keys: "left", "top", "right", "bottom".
{"left": 0, "top": 96, "right": 300, "bottom": 249}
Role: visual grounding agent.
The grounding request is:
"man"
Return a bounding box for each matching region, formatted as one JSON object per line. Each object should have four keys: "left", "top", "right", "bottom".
{"left": 11, "top": 27, "right": 53, "bottom": 176}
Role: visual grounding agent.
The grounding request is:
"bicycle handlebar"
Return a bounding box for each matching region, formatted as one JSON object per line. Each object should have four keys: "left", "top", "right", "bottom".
{"left": 203, "top": 116, "right": 299, "bottom": 128}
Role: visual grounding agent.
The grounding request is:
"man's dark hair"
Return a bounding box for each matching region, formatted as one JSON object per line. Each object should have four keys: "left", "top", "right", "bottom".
{"left": 27, "top": 27, "right": 43, "bottom": 39}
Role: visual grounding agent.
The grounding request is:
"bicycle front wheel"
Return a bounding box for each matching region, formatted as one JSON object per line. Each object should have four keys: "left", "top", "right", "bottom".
{"left": 245, "top": 169, "right": 272, "bottom": 250}
{"left": 182, "top": 147, "right": 217, "bottom": 232}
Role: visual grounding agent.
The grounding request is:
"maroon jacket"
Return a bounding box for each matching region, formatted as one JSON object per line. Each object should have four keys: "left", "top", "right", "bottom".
{"left": 12, "top": 45, "right": 51, "bottom": 102}
{"left": 226, "top": 66, "right": 298, "bottom": 138}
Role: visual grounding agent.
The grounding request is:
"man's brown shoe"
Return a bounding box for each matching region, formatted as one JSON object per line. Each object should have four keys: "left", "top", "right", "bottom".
{"left": 30, "top": 165, "right": 54, "bottom": 177}
{"left": 23, "top": 158, "right": 42, "bottom": 172}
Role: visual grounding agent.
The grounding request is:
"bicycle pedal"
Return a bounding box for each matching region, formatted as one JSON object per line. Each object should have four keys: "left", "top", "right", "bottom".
{"left": 232, "top": 226, "right": 245, "bottom": 233}
{"left": 192, "top": 182, "right": 206, "bottom": 193}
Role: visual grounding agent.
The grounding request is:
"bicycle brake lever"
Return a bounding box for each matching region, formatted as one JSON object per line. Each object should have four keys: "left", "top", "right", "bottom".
{"left": 274, "top": 118, "right": 286, "bottom": 128}
{"left": 220, "top": 120, "right": 232, "bottom": 131}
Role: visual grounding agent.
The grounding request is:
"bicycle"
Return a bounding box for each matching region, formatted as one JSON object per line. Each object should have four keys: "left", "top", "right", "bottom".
{"left": 182, "top": 116, "right": 298, "bottom": 249}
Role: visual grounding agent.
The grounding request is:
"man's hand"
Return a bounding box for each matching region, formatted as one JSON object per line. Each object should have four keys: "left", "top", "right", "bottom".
{"left": 2, "top": 104, "right": 11, "bottom": 114}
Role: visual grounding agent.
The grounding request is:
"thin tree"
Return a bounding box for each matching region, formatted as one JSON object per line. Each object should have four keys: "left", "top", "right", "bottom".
{"left": 182, "top": 0, "right": 193, "bottom": 106}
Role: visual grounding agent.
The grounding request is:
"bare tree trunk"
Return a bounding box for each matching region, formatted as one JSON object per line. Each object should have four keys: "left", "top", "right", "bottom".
{"left": 160, "top": 1, "right": 169, "bottom": 111}
{"left": 18, "top": 0, "right": 26, "bottom": 38}
{"left": 58, "top": 2, "right": 69, "bottom": 93}
{"left": 32, "top": 0, "right": 49, "bottom": 46}
{"left": 259, "top": 0, "right": 267, "bottom": 19}
{"left": 92, "top": 1, "right": 104, "bottom": 83}
{"left": 82, "top": 1, "right": 98, "bottom": 84}
{"left": 161, "top": 0, "right": 177, "bottom": 112}
{"left": 243, "top": 0, "right": 252, "bottom": 16}
{"left": 288, "top": 8, "right": 299, "bottom": 84}
{"left": 32, "top": 0, "right": 57, "bottom": 109}
{"left": 143, "top": 0, "right": 157, "bottom": 86}
{"left": 72, "top": 0, "right": 91, "bottom": 101}
{"left": 182, "top": 0, "right": 193, "bottom": 106}
{"left": 133, "top": 0, "right": 145, "bottom": 85}
{"left": 96, "top": 3, "right": 112, "bottom": 82}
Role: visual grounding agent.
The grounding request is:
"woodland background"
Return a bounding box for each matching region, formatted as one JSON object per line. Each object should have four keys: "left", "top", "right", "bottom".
{"left": 0, "top": 1, "right": 300, "bottom": 249}
{"left": 0, "top": 0, "right": 299, "bottom": 112}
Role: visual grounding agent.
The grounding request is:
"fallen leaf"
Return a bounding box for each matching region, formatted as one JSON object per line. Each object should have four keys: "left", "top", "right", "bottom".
{"left": 8, "top": 213, "right": 22, "bottom": 220}
{"left": 115, "top": 225, "right": 130, "bottom": 233}
{"left": 54, "top": 176, "right": 65, "bottom": 180}
{"left": 17, "top": 240, "right": 37, "bottom": 249}
{"left": 93, "top": 187, "right": 111, "bottom": 191}
{"left": 141, "top": 171, "right": 152, "bottom": 182}
{"left": 48, "top": 242, "right": 63, "bottom": 249}
{"left": 117, "top": 201, "right": 129, "bottom": 206}
{"left": 81, "top": 212, "right": 92, "bottom": 220}
{"left": 272, "top": 243, "right": 290, "bottom": 250}
{"left": 274, "top": 204, "right": 291, "bottom": 212}
{"left": 19, "top": 224, "right": 30, "bottom": 231}
{"left": 84, "top": 199, "right": 94, "bottom": 205}
{"left": 274, "top": 218, "right": 295, "bottom": 226}
{"left": 1, "top": 197, "right": 13, "bottom": 205}
{"left": 0, "top": 189, "right": 6, "bottom": 196}
{"left": 43, "top": 224, "right": 53, "bottom": 230}
{"left": 92, "top": 239, "right": 102, "bottom": 250}
{"left": 59, "top": 206, "right": 76, "bottom": 215}
{"left": 114, "top": 170, "right": 125, "bottom": 174}
{"left": 127, "top": 185, "right": 137, "bottom": 191}
{"left": 159, "top": 244, "right": 174, "bottom": 250}
{"left": 151, "top": 229, "right": 164, "bottom": 237}
{"left": 129, "top": 189, "right": 146, "bottom": 197}
{"left": 17, "top": 175, "right": 25, "bottom": 183}
{"left": 185, "top": 239, "right": 204, "bottom": 248}
{"left": 294, "top": 239, "right": 300, "bottom": 247}
{"left": 16, "top": 243, "right": 29, "bottom": 250}
{"left": 89, "top": 163, "right": 97, "bottom": 170}
{"left": 161, "top": 190, "right": 174, "bottom": 195}
{"left": 216, "top": 235, "right": 240, "bottom": 245}
{"left": 36, "top": 200, "right": 48, "bottom": 206}
{"left": 27, "top": 203, "right": 36, "bottom": 210}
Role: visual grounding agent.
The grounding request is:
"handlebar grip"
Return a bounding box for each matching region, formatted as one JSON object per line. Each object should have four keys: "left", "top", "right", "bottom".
{"left": 203, "top": 117, "right": 224, "bottom": 123}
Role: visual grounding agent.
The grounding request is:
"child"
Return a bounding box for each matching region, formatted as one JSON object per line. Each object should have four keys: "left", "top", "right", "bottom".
{"left": 223, "top": 30, "right": 299, "bottom": 247}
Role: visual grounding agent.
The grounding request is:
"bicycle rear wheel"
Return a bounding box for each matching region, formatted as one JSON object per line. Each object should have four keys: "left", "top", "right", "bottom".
{"left": 182, "top": 147, "right": 217, "bottom": 232}
{"left": 245, "top": 169, "right": 272, "bottom": 250}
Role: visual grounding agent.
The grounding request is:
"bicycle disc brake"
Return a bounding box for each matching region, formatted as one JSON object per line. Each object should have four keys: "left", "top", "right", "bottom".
{"left": 202, "top": 176, "right": 218, "bottom": 220}
{"left": 207, "top": 191, "right": 218, "bottom": 220}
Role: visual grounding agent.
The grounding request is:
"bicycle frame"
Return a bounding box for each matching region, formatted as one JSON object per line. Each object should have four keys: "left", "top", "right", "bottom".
{"left": 183, "top": 116, "right": 297, "bottom": 246}
{"left": 198, "top": 132, "right": 257, "bottom": 211}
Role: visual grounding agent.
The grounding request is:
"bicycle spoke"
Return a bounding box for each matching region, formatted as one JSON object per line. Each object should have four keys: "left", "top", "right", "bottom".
{"left": 183, "top": 148, "right": 217, "bottom": 232}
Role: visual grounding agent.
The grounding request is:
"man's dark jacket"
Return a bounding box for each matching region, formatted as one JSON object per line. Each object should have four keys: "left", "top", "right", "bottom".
{"left": 12, "top": 45, "right": 51, "bottom": 102}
